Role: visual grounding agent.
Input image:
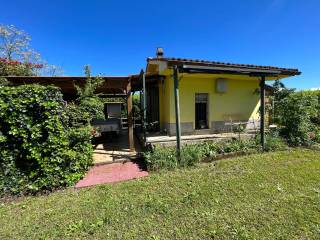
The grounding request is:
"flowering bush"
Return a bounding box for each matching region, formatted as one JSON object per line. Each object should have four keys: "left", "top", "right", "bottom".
{"left": 0, "top": 57, "right": 43, "bottom": 76}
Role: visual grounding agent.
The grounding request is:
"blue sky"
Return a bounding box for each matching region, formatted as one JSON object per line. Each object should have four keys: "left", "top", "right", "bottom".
{"left": 1, "top": 0, "right": 319, "bottom": 89}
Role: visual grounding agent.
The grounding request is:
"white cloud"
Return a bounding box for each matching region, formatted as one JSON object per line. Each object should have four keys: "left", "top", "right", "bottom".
{"left": 310, "top": 88, "right": 320, "bottom": 91}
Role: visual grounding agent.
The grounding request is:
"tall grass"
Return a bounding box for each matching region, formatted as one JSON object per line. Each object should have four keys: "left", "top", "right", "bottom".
{"left": 144, "top": 136, "right": 288, "bottom": 171}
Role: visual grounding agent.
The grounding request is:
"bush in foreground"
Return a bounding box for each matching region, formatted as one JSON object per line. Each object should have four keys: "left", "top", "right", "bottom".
{"left": 0, "top": 84, "right": 93, "bottom": 195}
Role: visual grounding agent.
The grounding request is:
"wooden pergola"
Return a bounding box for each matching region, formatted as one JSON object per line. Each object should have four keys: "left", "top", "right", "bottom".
{"left": 4, "top": 73, "right": 163, "bottom": 151}
{"left": 4, "top": 75, "right": 158, "bottom": 151}
{"left": 5, "top": 76, "right": 132, "bottom": 95}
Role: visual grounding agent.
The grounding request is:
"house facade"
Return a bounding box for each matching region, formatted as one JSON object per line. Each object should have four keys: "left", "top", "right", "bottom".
{"left": 5, "top": 49, "right": 301, "bottom": 148}
{"left": 145, "top": 50, "right": 300, "bottom": 136}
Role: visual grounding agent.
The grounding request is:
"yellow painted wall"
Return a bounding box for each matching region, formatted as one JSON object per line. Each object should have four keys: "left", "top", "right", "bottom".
{"left": 158, "top": 69, "right": 261, "bottom": 130}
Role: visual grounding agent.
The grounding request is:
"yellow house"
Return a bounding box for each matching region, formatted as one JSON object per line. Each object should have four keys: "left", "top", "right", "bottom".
{"left": 144, "top": 49, "right": 300, "bottom": 136}
{"left": 5, "top": 49, "right": 301, "bottom": 149}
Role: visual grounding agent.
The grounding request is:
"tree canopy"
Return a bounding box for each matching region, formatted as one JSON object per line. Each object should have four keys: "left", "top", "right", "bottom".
{"left": 0, "top": 24, "right": 62, "bottom": 76}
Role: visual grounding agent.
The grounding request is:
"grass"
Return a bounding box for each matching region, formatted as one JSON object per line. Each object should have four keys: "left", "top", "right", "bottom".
{"left": 1, "top": 149, "right": 320, "bottom": 239}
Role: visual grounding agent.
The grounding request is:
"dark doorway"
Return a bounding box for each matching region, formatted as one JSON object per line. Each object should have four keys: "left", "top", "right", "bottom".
{"left": 146, "top": 85, "right": 160, "bottom": 131}
{"left": 195, "top": 93, "right": 209, "bottom": 129}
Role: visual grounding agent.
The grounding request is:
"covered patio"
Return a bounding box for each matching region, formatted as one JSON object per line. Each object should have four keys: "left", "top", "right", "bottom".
{"left": 93, "top": 130, "right": 142, "bottom": 164}
{"left": 5, "top": 75, "right": 140, "bottom": 158}
{"left": 5, "top": 73, "right": 162, "bottom": 161}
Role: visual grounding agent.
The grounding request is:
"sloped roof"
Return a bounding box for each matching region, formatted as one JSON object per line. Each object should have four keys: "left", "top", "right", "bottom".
{"left": 3, "top": 73, "right": 163, "bottom": 95}
{"left": 147, "top": 57, "right": 301, "bottom": 76}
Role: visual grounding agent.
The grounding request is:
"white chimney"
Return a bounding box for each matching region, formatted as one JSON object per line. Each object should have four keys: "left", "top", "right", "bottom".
{"left": 156, "top": 47, "right": 164, "bottom": 58}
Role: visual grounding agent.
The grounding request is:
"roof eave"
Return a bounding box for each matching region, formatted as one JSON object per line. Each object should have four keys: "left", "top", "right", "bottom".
{"left": 180, "top": 64, "right": 300, "bottom": 77}
{"left": 148, "top": 57, "right": 301, "bottom": 77}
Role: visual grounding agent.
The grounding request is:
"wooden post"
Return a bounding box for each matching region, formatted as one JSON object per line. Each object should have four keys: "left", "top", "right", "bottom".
{"left": 127, "top": 77, "right": 134, "bottom": 151}
{"left": 139, "top": 88, "right": 142, "bottom": 132}
{"left": 173, "top": 65, "right": 181, "bottom": 160}
{"left": 142, "top": 71, "right": 147, "bottom": 145}
{"left": 260, "top": 76, "right": 266, "bottom": 151}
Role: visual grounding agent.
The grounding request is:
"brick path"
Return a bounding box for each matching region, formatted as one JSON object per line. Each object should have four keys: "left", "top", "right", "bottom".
{"left": 75, "top": 161, "right": 148, "bottom": 188}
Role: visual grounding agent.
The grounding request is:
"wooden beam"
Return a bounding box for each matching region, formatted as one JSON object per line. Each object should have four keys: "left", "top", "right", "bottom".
{"left": 260, "top": 76, "right": 266, "bottom": 151}
{"left": 6, "top": 76, "right": 130, "bottom": 95}
{"left": 173, "top": 65, "right": 181, "bottom": 160}
{"left": 142, "top": 70, "right": 147, "bottom": 146}
{"left": 127, "top": 78, "right": 135, "bottom": 151}
{"left": 139, "top": 87, "right": 143, "bottom": 134}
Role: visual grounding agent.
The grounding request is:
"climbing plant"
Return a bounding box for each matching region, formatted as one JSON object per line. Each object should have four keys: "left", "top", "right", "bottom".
{"left": 0, "top": 84, "right": 93, "bottom": 195}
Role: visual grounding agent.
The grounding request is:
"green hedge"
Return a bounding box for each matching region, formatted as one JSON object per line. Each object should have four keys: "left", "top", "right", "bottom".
{"left": 0, "top": 84, "right": 93, "bottom": 195}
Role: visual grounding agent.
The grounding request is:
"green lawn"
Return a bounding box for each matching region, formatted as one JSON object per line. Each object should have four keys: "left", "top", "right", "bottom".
{"left": 1, "top": 149, "right": 320, "bottom": 239}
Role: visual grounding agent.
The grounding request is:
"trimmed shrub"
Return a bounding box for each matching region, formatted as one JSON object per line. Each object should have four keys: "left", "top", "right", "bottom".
{"left": 0, "top": 85, "right": 93, "bottom": 195}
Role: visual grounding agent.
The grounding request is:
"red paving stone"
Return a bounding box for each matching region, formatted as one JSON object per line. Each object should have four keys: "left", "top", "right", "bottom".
{"left": 75, "top": 162, "right": 149, "bottom": 188}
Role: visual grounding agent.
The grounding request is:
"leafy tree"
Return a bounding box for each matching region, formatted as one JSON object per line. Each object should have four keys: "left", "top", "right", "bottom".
{"left": 277, "top": 91, "right": 318, "bottom": 146}
{"left": 66, "top": 66, "right": 105, "bottom": 126}
{"left": 75, "top": 66, "right": 104, "bottom": 101}
{"left": 0, "top": 24, "right": 62, "bottom": 76}
{"left": 272, "top": 80, "right": 295, "bottom": 102}
{"left": 271, "top": 80, "right": 295, "bottom": 124}
{"left": 0, "top": 24, "right": 31, "bottom": 61}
